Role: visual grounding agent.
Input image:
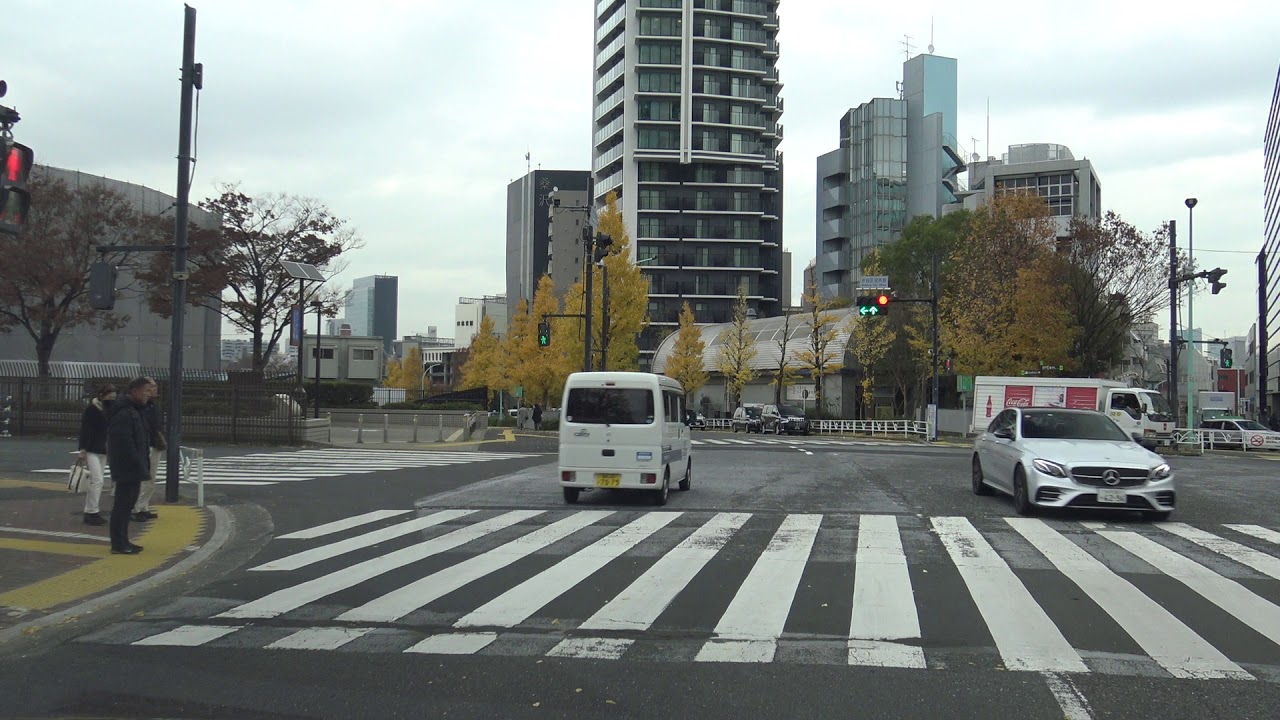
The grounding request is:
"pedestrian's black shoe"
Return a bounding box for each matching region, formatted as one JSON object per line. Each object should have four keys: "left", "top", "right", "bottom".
{"left": 83, "top": 513, "right": 106, "bottom": 526}
{"left": 128, "top": 543, "right": 144, "bottom": 552}
{"left": 131, "top": 512, "right": 154, "bottom": 522}
{"left": 139, "top": 510, "right": 158, "bottom": 519}
{"left": 111, "top": 546, "right": 141, "bottom": 555}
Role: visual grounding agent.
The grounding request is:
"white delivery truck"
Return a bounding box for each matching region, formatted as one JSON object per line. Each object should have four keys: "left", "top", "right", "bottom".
{"left": 1197, "top": 391, "right": 1236, "bottom": 426}
{"left": 971, "top": 376, "right": 1175, "bottom": 444}
{"left": 558, "top": 372, "right": 692, "bottom": 506}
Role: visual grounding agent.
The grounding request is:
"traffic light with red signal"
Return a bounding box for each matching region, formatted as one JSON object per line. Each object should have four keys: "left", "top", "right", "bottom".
{"left": 0, "top": 140, "right": 34, "bottom": 235}
{"left": 856, "top": 293, "right": 891, "bottom": 317}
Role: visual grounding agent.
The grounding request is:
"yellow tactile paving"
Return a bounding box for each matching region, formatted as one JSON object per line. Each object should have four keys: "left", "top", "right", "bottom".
{"left": 0, "top": 538, "right": 104, "bottom": 558}
{"left": 0, "top": 503, "right": 207, "bottom": 611}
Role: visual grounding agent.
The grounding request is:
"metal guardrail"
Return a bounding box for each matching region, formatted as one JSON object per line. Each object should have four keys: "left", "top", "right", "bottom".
{"left": 699, "top": 418, "right": 931, "bottom": 440}
{"left": 179, "top": 445, "right": 205, "bottom": 508}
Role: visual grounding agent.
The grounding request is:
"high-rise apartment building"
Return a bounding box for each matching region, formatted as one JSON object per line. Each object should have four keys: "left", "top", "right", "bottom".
{"left": 347, "top": 275, "right": 398, "bottom": 357}
{"left": 506, "top": 169, "right": 593, "bottom": 319}
{"left": 815, "top": 54, "right": 963, "bottom": 298}
{"left": 1262, "top": 62, "right": 1280, "bottom": 416}
{"left": 591, "top": 0, "right": 785, "bottom": 369}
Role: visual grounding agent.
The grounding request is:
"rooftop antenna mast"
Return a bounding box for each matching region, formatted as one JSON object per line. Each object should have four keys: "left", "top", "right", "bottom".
{"left": 928, "top": 17, "right": 935, "bottom": 54}
{"left": 901, "top": 34, "right": 914, "bottom": 62}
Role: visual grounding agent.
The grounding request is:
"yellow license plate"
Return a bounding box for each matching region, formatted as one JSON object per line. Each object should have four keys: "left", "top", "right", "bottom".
{"left": 595, "top": 473, "right": 621, "bottom": 488}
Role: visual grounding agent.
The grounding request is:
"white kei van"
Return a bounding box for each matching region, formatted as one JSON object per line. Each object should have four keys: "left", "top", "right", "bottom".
{"left": 558, "top": 372, "right": 693, "bottom": 505}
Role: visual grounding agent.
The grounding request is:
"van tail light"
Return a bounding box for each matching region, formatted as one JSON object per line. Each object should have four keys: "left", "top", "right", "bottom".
{"left": 641, "top": 473, "right": 657, "bottom": 485}
{"left": 561, "top": 471, "right": 576, "bottom": 482}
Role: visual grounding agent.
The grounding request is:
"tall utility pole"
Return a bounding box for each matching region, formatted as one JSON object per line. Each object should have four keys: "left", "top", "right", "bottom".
{"left": 582, "top": 225, "right": 594, "bottom": 372}
{"left": 1167, "top": 221, "right": 1180, "bottom": 425}
{"left": 1184, "top": 198, "right": 1198, "bottom": 430}
{"left": 165, "top": 5, "right": 199, "bottom": 504}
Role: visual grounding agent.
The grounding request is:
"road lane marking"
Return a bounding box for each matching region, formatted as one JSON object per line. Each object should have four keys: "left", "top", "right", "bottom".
{"left": 547, "top": 637, "right": 635, "bottom": 660}
{"left": 404, "top": 632, "right": 498, "bottom": 655}
{"left": 1043, "top": 672, "right": 1094, "bottom": 720}
{"left": 266, "top": 627, "right": 372, "bottom": 651}
{"left": 849, "top": 515, "right": 926, "bottom": 668}
{"left": 1225, "top": 524, "right": 1280, "bottom": 546}
{"left": 933, "top": 517, "right": 1086, "bottom": 673}
{"left": 696, "top": 514, "right": 822, "bottom": 663}
{"left": 338, "top": 510, "right": 615, "bottom": 623}
{"left": 217, "top": 510, "right": 543, "bottom": 620}
{"left": 453, "top": 512, "right": 680, "bottom": 629}
{"left": 133, "top": 624, "right": 242, "bottom": 647}
{"left": 577, "top": 512, "right": 750, "bottom": 632}
{"left": 1010, "top": 519, "right": 1249, "bottom": 680}
{"left": 1158, "top": 523, "right": 1280, "bottom": 580}
{"left": 1104, "top": 530, "right": 1280, "bottom": 662}
{"left": 277, "top": 510, "right": 415, "bottom": 540}
{"left": 250, "top": 509, "right": 476, "bottom": 572}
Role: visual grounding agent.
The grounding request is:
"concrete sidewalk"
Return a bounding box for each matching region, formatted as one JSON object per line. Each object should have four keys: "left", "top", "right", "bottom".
{"left": 0, "top": 475, "right": 213, "bottom": 634}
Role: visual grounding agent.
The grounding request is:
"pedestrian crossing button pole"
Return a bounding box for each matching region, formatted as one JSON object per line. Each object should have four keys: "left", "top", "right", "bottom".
{"left": 357, "top": 413, "right": 364, "bottom": 444}
{"left": 412, "top": 414, "right": 419, "bottom": 443}
{"left": 383, "top": 413, "right": 389, "bottom": 443}
{"left": 437, "top": 414, "right": 444, "bottom": 443}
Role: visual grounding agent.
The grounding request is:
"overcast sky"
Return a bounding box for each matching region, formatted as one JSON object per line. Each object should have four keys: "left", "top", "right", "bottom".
{"left": 7, "top": 0, "right": 1278, "bottom": 348}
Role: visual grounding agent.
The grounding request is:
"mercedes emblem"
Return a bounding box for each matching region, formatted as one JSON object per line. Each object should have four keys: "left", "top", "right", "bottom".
{"left": 1102, "top": 469, "right": 1121, "bottom": 486}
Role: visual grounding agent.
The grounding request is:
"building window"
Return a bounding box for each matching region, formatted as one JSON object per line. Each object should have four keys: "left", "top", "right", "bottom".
{"left": 638, "top": 70, "right": 681, "bottom": 93}
{"left": 638, "top": 127, "right": 680, "bottom": 149}
{"left": 638, "top": 14, "right": 681, "bottom": 37}
{"left": 311, "top": 348, "right": 335, "bottom": 360}
{"left": 637, "top": 42, "right": 681, "bottom": 65}
{"left": 352, "top": 349, "right": 375, "bottom": 361}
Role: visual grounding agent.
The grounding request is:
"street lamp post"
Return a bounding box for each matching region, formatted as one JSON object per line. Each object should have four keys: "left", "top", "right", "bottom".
{"left": 1185, "top": 197, "right": 1197, "bottom": 427}
{"left": 422, "top": 362, "right": 442, "bottom": 400}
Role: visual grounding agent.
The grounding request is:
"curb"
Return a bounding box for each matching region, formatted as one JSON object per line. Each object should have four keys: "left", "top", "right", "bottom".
{"left": 0, "top": 504, "right": 231, "bottom": 650}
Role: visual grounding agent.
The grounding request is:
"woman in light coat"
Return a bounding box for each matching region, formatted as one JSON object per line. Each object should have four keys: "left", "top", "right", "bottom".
{"left": 77, "top": 384, "right": 116, "bottom": 525}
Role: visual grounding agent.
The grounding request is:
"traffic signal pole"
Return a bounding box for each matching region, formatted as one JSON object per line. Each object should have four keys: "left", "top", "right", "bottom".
{"left": 165, "top": 5, "right": 199, "bottom": 504}
{"left": 1168, "top": 221, "right": 1180, "bottom": 426}
{"left": 931, "top": 252, "right": 940, "bottom": 439}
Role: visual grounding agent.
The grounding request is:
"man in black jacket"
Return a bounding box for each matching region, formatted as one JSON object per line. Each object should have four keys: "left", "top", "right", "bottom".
{"left": 107, "top": 377, "right": 157, "bottom": 554}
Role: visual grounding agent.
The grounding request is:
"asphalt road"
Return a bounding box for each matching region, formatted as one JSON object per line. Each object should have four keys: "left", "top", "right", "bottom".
{"left": 4, "top": 433, "right": 1280, "bottom": 719}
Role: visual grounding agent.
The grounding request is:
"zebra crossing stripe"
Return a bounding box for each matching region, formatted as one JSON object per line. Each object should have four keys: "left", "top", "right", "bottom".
{"left": 133, "top": 624, "right": 242, "bottom": 647}
{"left": 251, "top": 509, "right": 478, "bottom": 572}
{"left": 267, "top": 627, "right": 372, "bottom": 651}
{"left": 578, "top": 512, "right": 750, "bottom": 633}
{"left": 933, "top": 517, "right": 1087, "bottom": 673}
{"left": 849, "top": 515, "right": 926, "bottom": 668}
{"left": 696, "top": 514, "right": 822, "bottom": 664}
{"left": 546, "top": 637, "right": 635, "bottom": 660}
{"left": 405, "top": 632, "right": 498, "bottom": 655}
{"left": 1010, "top": 519, "right": 1249, "bottom": 680}
{"left": 1102, "top": 531, "right": 1280, "bottom": 664}
{"left": 454, "top": 512, "right": 681, "bottom": 629}
{"left": 277, "top": 510, "right": 415, "bottom": 540}
{"left": 1158, "top": 523, "right": 1280, "bottom": 581}
{"left": 337, "top": 510, "right": 616, "bottom": 624}
{"left": 1225, "top": 525, "right": 1280, "bottom": 546}
{"left": 217, "top": 510, "right": 544, "bottom": 620}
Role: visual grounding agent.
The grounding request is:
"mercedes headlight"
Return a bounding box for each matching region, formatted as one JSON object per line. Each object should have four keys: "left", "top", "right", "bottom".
{"left": 1149, "top": 463, "right": 1172, "bottom": 481}
{"left": 1032, "top": 458, "right": 1068, "bottom": 478}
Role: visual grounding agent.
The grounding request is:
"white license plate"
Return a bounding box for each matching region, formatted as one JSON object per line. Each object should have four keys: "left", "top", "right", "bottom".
{"left": 1097, "top": 489, "right": 1127, "bottom": 504}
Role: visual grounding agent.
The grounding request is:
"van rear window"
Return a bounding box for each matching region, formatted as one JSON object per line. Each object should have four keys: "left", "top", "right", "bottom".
{"left": 566, "top": 388, "right": 655, "bottom": 425}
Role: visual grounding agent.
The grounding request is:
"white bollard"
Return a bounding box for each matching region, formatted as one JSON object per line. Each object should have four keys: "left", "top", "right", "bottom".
{"left": 412, "top": 414, "right": 419, "bottom": 443}
{"left": 357, "top": 414, "right": 364, "bottom": 444}
{"left": 383, "top": 413, "right": 389, "bottom": 443}
{"left": 437, "top": 414, "right": 444, "bottom": 442}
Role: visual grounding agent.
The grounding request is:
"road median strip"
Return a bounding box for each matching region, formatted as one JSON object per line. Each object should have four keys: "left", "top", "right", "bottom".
{"left": 0, "top": 503, "right": 207, "bottom": 611}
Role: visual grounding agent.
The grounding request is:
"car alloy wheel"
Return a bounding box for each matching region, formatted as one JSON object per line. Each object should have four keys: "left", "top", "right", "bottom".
{"left": 1013, "top": 467, "right": 1034, "bottom": 516}
{"left": 971, "top": 456, "right": 992, "bottom": 496}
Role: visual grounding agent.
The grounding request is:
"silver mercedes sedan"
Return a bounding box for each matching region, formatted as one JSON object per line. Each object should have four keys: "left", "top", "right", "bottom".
{"left": 972, "top": 407, "right": 1175, "bottom": 521}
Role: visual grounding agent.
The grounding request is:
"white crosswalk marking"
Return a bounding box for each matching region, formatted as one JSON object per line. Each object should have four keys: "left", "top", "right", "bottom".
{"left": 934, "top": 517, "right": 1086, "bottom": 673}
{"left": 277, "top": 510, "right": 414, "bottom": 540}
{"left": 696, "top": 514, "right": 822, "bottom": 663}
{"left": 577, "top": 512, "right": 749, "bottom": 633}
{"left": 1226, "top": 524, "right": 1280, "bottom": 546}
{"left": 337, "top": 511, "right": 615, "bottom": 623}
{"left": 217, "top": 510, "right": 543, "bottom": 620}
{"left": 251, "top": 510, "right": 477, "bottom": 572}
{"left": 849, "top": 515, "right": 925, "bottom": 668}
{"left": 1009, "top": 519, "right": 1249, "bottom": 680}
{"left": 1158, "top": 523, "right": 1280, "bottom": 581}
{"left": 34, "top": 448, "right": 539, "bottom": 486}
{"left": 1102, "top": 531, "right": 1280, "bottom": 655}
{"left": 454, "top": 512, "right": 680, "bottom": 629}
{"left": 96, "top": 508, "right": 1280, "bottom": 681}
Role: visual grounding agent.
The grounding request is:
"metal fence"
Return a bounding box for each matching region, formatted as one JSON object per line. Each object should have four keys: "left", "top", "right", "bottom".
{"left": 0, "top": 376, "right": 306, "bottom": 445}
{"left": 701, "top": 417, "right": 931, "bottom": 440}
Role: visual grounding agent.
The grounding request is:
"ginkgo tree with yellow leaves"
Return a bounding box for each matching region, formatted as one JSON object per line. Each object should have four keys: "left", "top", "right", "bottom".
{"left": 664, "top": 302, "right": 707, "bottom": 402}
{"left": 383, "top": 345, "right": 426, "bottom": 399}
{"left": 717, "top": 284, "right": 757, "bottom": 408}
{"left": 458, "top": 314, "right": 504, "bottom": 403}
{"left": 561, "top": 192, "right": 650, "bottom": 372}
{"left": 795, "top": 282, "right": 846, "bottom": 417}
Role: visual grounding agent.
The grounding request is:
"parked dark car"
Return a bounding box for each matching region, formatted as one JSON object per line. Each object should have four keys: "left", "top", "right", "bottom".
{"left": 762, "top": 404, "right": 810, "bottom": 435}
{"left": 732, "top": 404, "right": 764, "bottom": 433}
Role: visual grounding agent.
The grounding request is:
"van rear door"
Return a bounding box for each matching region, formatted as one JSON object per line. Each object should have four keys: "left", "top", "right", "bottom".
{"left": 560, "top": 382, "right": 660, "bottom": 474}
